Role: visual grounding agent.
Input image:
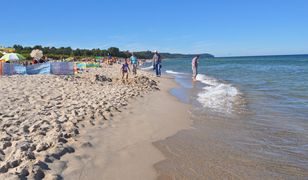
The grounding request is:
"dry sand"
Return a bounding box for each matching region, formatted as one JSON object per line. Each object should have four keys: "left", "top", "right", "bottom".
{"left": 0, "top": 65, "right": 191, "bottom": 179}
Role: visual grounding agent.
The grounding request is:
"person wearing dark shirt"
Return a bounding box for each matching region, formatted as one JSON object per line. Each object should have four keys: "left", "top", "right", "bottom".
{"left": 121, "top": 58, "right": 131, "bottom": 82}
{"left": 152, "top": 50, "right": 162, "bottom": 77}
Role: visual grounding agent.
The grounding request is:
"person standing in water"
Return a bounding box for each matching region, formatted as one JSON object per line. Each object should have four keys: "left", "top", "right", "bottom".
{"left": 192, "top": 55, "right": 199, "bottom": 81}
{"left": 130, "top": 53, "right": 138, "bottom": 75}
{"left": 152, "top": 50, "right": 162, "bottom": 77}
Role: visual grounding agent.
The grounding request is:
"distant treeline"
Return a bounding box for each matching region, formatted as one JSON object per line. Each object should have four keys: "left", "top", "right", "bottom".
{"left": 12, "top": 45, "right": 131, "bottom": 60}
{"left": 10, "top": 45, "right": 214, "bottom": 60}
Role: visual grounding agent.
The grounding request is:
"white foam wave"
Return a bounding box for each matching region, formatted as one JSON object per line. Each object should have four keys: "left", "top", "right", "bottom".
{"left": 196, "top": 74, "right": 240, "bottom": 113}
{"left": 165, "top": 70, "right": 187, "bottom": 75}
{"left": 141, "top": 66, "right": 153, "bottom": 70}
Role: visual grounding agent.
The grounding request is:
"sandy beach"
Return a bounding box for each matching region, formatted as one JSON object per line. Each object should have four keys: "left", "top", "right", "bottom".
{"left": 2, "top": 0, "right": 308, "bottom": 179}
{"left": 61, "top": 77, "right": 191, "bottom": 180}
{"left": 0, "top": 65, "right": 191, "bottom": 179}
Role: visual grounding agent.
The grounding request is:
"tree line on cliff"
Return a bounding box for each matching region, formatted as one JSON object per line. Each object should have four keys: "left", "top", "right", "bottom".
{"left": 10, "top": 45, "right": 214, "bottom": 60}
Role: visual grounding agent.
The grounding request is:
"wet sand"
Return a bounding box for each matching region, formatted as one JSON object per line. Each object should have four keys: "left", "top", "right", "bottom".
{"left": 60, "top": 77, "right": 191, "bottom": 180}
{"left": 154, "top": 107, "right": 308, "bottom": 180}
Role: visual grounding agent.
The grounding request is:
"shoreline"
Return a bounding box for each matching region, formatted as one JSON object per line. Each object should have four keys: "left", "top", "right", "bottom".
{"left": 61, "top": 76, "right": 192, "bottom": 179}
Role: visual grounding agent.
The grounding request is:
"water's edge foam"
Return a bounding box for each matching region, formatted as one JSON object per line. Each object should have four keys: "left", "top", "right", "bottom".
{"left": 166, "top": 70, "right": 241, "bottom": 113}
{"left": 196, "top": 74, "right": 240, "bottom": 113}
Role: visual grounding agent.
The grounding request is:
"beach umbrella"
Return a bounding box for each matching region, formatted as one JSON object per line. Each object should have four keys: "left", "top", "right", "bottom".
{"left": 65, "top": 57, "right": 74, "bottom": 61}
{"left": 0, "top": 53, "right": 25, "bottom": 61}
{"left": 30, "top": 49, "right": 43, "bottom": 60}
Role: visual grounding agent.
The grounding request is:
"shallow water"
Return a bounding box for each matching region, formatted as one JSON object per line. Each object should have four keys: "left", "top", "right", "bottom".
{"left": 154, "top": 55, "right": 308, "bottom": 179}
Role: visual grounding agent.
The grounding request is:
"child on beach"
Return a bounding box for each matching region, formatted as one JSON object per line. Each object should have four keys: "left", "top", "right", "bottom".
{"left": 121, "top": 58, "right": 130, "bottom": 82}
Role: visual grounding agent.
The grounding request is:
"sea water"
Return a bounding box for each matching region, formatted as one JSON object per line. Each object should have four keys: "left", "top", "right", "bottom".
{"left": 150, "top": 55, "right": 308, "bottom": 179}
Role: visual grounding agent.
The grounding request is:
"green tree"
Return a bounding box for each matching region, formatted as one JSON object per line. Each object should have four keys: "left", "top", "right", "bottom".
{"left": 33, "top": 45, "right": 43, "bottom": 50}
{"left": 13, "top": 44, "right": 23, "bottom": 51}
{"left": 63, "top": 47, "right": 72, "bottom": 55}
{"left": 101, "top": 50, "right": 109, "bottom": 56}
{"left": 85, "top": 49, "right": 93, "bottom": 56}
{"left": 108, "top": 47, "right": 120, "bottom": 57}
{"left": 74, "top": 48, "right": 82, "bottom": 56}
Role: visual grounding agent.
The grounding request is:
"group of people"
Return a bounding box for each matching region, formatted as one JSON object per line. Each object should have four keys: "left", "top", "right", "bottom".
{"left": 105, "top": 57, "right": 118, "bottom": 65}
{"left": 121, "top": 50, "right": 200, "bottom": 82}
{"left": 30, "top": 58, "right": 46, "bottom": 65}
{"left": 121, "top": 51, "right": 163, "bottom": 81}
{"left": 121, "top": 53, "right": 139, "bottom": 81}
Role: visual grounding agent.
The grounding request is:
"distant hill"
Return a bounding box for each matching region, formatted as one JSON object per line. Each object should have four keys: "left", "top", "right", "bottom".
{"left": 160, "top": 53, "right": 214, "bottom": 59}
{"left": 133, "top": 51, "right": 214, "bottom": 59}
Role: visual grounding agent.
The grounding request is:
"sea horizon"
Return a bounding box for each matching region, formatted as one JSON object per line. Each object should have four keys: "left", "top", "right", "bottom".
{"left": 215, "top": 53, "right": 308, "bottom": 58}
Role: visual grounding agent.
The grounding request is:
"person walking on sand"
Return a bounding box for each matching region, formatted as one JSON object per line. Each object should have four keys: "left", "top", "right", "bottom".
{"left": 152, "top": 50, "right": 162, "bottom": 77}
{"left": 121, "top": 58, "right": 131, "bottom": 82}
{"left": 130, "top": 53, "right": 138, "bottom": 75}
{"left": 192, "top": 55, "right": 199, "bottom": 81}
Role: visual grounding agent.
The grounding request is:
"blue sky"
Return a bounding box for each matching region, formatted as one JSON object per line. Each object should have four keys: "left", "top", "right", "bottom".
{"left": 1, "top": 0, "right": 308, "bottom": 56}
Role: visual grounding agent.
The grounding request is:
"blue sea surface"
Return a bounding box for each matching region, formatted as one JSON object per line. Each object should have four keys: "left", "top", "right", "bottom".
{"left": 154, "top": 55, "right": 308, "bottom": 178}
{"left": 164, "top": 55, "right": 308, "bottom": 119}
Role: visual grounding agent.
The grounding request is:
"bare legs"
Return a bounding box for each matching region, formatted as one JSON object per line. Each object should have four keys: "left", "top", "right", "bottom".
{"left": 122, "top": 72, "right": 128, "bottom": 83}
